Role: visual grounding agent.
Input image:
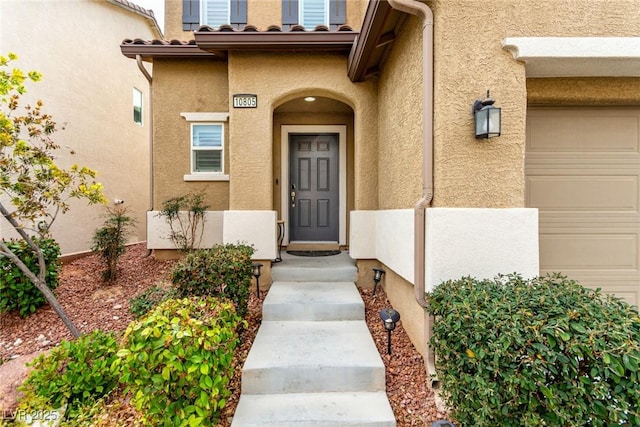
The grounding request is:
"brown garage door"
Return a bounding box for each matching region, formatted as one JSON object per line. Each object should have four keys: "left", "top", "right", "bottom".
{"left": 526, "top": 108, "right": 640, "bottom": 307}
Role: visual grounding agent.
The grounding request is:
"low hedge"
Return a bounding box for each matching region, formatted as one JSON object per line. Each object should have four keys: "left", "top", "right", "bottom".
{"left": 116, "top": 297, "right": 245, "bottom": 426}
{"left": 170, "top": 243, "right": 254, "bottom": 317}
{"left": 428, "top": 273, "right": 640, "bottom": 426}
{"left": 0, "top": 238, "right": 60, "bottom": 317}
{"left": 18, "top": 330, "right": 120, "bottom": 419}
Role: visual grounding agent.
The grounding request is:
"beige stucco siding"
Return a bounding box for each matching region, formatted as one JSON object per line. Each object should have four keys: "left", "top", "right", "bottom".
{"left": 152, "top": 59, "right": 230, "bottom": 210}
{"left": 0, "top": 0, "right": 159, "bottom": 255}
{"left": 165, "top": 0, "right": 369, "bottom": 41}
{"left": 228, "top": 51, "right": 377, "bottom": 210}
{"left": 376, "top": 0, "right": 640, "bottom": 356}
{"left": 377, "top": 16, "right": 424, "bottom": 210}
{"left": 431, "top": 0, "right": 640, "bottom": 208}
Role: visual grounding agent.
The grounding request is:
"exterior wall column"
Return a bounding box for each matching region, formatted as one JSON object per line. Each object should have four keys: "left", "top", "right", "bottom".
{"left": 352, "top": 98, "right": 379, "bottom": 210}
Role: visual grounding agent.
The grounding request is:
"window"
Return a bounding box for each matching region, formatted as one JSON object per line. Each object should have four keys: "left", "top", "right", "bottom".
{"left": 201, "top": 0, "right": 229, "bottom": 27}
{"left": 282, "top": 0, "right": 345, "bottom": 30}
{"left": 191, "top": 123, "right": 223, "bottom": 173}
{"left": 300, "top": 0, "right": 328, "bottom": 28}
{"left": 181, "top": 112, "right": 229, "bottom": 181}
{"left": 133, "top": 88, "right": 142, "bottom": 125}
{"left": 182, "top": 0, "right": 247, "bottom": 30}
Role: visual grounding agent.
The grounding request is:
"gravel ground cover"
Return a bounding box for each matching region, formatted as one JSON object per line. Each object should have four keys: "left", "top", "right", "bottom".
{"left": 0, "top": 244, "right": 448, "bottom": 426}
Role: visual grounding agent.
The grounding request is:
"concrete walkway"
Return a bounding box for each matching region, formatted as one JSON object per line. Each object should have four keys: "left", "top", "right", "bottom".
{"left": 231, "top": 252, "right": 396, "bottom": 427}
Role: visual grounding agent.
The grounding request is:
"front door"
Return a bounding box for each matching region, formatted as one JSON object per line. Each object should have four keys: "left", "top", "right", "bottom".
{"left": 289, "top": 133, "right": 339, "bottom": 242}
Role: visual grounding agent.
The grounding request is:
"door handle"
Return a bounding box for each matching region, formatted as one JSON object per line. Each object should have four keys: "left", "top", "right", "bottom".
{"left": 290, "top": 190, "right": 296, "bottom": 207}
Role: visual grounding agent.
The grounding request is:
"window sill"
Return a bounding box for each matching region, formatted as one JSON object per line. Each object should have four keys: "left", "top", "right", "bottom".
{"left": 183, "top": 173, "right": 230, "bottom": 182}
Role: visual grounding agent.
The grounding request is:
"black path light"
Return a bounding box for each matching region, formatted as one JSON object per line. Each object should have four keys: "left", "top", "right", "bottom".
{"left": 431, "top": 421, "right": 457, "bottom": 427}
{"left": 252, "top": 262, "right": 263, "bottom": 298}
{"left": 372, "top": 268, "right": 386, "bottom": 295}
{"left": 473, "top": 89, "right": 501, "bottom": 139}
{"left": 379, "top": 308, "right": 400, "bottom": 355}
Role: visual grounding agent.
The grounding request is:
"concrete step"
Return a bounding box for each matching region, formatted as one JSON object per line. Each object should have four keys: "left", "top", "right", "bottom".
{"left": 271, "top": 252, "right": 357, "bottom": 282}
{"left": 242, "top": 321, "right": 385, "bottom": 394}
{"left": 263, "top": 281, "right": 364, "bottom": 321}
{"left": 231, "top": 392, "right": 396, "bottom": 427}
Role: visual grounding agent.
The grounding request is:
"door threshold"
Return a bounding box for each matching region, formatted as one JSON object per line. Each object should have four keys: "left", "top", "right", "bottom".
{"left": 286, "top": 242, "right": 340, "bottom": 251}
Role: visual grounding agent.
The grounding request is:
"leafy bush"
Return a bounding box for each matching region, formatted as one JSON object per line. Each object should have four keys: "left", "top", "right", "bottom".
{"left": 129, "top": 284, "right": 176, "bottom": 319}
{"left": 116, "top": 297, "right": 244, "bottom": 426}
{"left": 428, "top": 274, "right": 640, "bottom": 426}
{"left": 158, "top": 192, "right": 208, "bottom": 251}
{"left": 18, "top": 330, "right": 120, "bottom": 419}
{"left": 171, "top": 243, "right": 254, "bottom": 317}
{"left": 91, "top": 206, "right": 136, "bottom": 282}
{"left": 0, "top": 238, "right": 60, "bottom": 317}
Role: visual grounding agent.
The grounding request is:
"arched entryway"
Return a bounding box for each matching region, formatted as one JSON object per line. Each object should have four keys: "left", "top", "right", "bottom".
{"left": 272, "top": 96, "right": 354, "bottom": 249}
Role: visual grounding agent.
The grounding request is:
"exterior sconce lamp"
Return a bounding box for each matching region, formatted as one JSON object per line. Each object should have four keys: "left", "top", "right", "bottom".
{"left": 473, "top": 90, "right": 501, "bottom": 139}
{"left": 252, "top": 263, "right": 263, "bottom": 298}
{"left": 379, "top": 308, "right": 400, "bottom": 355}
{"left": 372, "top": 268, "right": 386, "bottom": 295}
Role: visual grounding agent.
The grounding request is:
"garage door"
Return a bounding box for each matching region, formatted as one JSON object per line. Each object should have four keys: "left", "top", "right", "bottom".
{"left": 526, "top": 108, "right": 640, "bottom": 307}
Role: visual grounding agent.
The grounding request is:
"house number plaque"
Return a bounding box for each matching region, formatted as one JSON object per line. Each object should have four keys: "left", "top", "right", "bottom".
{"left": 233, "top": 94, "right": 257, "bottom": 108}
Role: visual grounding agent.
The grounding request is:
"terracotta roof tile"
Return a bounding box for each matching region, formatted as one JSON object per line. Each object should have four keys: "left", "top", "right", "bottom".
{"left": 121, "top": 24, "right": 357, "bottom": 60}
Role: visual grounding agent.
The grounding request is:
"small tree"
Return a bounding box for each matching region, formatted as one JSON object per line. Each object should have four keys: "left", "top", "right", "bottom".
{"left": 0, "top": 53, "right": 106, "bottom": 337}
{"left": 158, "top": 192, "right": 208, "bottom": 251}
{"left": 91, "top": 206, "right": 136, "bottom": 282}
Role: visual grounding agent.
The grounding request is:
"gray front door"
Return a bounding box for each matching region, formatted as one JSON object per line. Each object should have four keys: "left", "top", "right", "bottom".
{"left": 289, "top": 133, "right": 339, "bottom": 242}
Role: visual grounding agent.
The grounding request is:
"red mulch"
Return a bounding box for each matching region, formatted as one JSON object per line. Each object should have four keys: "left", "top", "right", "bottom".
{"left": 0, "top": 244, "right": 449, "bottom": 426}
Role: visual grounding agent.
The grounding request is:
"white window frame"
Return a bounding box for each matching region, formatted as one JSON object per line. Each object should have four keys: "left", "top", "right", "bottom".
{"left": 300, "top": 0, "right": 329, "bottom": 28}
{"left": 201, "top": 0, "right": 230, "bottom": 28}
{"left": 181, "top": 112, "right": 230, "bottom": 181}
{"left": 133, "top": 88, "right": 143, "bottom": 125}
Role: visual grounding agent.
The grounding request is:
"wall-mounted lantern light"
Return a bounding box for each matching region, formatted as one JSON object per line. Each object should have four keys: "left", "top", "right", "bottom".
{"left": 252, "top": 263, "right": 263, "bottom": 298}
{"left": 372, "top": 268, "right": 386, "bottom": 295}
{"left": 379, "top": 308, "right": 400, "bottom": 355}
{"left": 473, "top": 90, "right": 501, "bottom": 139}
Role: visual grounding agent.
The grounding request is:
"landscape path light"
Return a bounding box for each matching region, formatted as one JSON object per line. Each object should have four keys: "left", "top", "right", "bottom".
{"left": 252, "top": 262, "right": 263, "bottom": 298}
{"left": 372, "top": 268, "right": 386, "bottom": 296}
{"left": 379, "top": 308, "right": 400, "bottom": 355}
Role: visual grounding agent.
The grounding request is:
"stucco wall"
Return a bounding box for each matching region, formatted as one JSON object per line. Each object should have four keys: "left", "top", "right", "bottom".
{"left": 377, "top": 16, "right": 424, "bottom": 210}
{"left": 0, "top": 0, "right": 160, "bottom": 255}
{"left": 164, "top": 0, "right": 369, "bottom": 41}
{"left": 227, "top": 51, "right": 377, "bottom": 210}
{"left": 371, "top": 0, "right": 640, "bottom": 356}
{"left": 152, "top": 58, "right": 230, "bottom": 210}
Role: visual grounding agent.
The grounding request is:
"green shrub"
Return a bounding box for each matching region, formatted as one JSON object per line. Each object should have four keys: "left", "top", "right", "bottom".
{"left": 116, "top": 297, "right": 244, "bottom": 426}
{"left": 170, "top": 243, "right": 254, "bottom": 317}
{"left": 18, "top": 330, "right": 120, "bottom": 419}
{"left": 0, "top": 238, "right": 60, "bottom": 317}
{"left": 91, "top": 206, "right": 136, "bottom": 282}
{"left": 129, "top": 284, "right": 176, "bottom": 319}
{"left": 158, "top": 192, "right": 208, "bottom": 251}
{"left": 428, "top": 273, "right": 640, "bottom": 426}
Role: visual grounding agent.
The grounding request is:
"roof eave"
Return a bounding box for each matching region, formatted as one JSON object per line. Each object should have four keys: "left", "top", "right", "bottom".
{"left": 348, "top": 0, "right": 405, "bottom": 82}
{"left": 194, "top": 31, "right": 358, "bottom": 52}
{"left": 120, "top": 43, "right": 221, "bottom": 62}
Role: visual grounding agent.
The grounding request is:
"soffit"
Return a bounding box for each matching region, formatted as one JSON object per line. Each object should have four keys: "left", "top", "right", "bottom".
{"left": 121, "top": 25, "right": 357, "bottom": 62}
{"left": 348, "top": 0, "right": 406, "bottom": 82}
{"left": 194, "top": 25, "right": 357, "bottom": 52}
{"left": 503, "top": 37, "right": 640, "bottom": 77}
{"left": 275, "top": 97, "right": 353, "bottom": 114}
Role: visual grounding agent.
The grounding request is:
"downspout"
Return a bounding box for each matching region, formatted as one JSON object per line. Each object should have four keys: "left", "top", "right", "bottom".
{"left": 387, "top": 0, "right": 437, "bottom": 385}
{"left": 136, "top": 55, "right": 154, "bottom": 257}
